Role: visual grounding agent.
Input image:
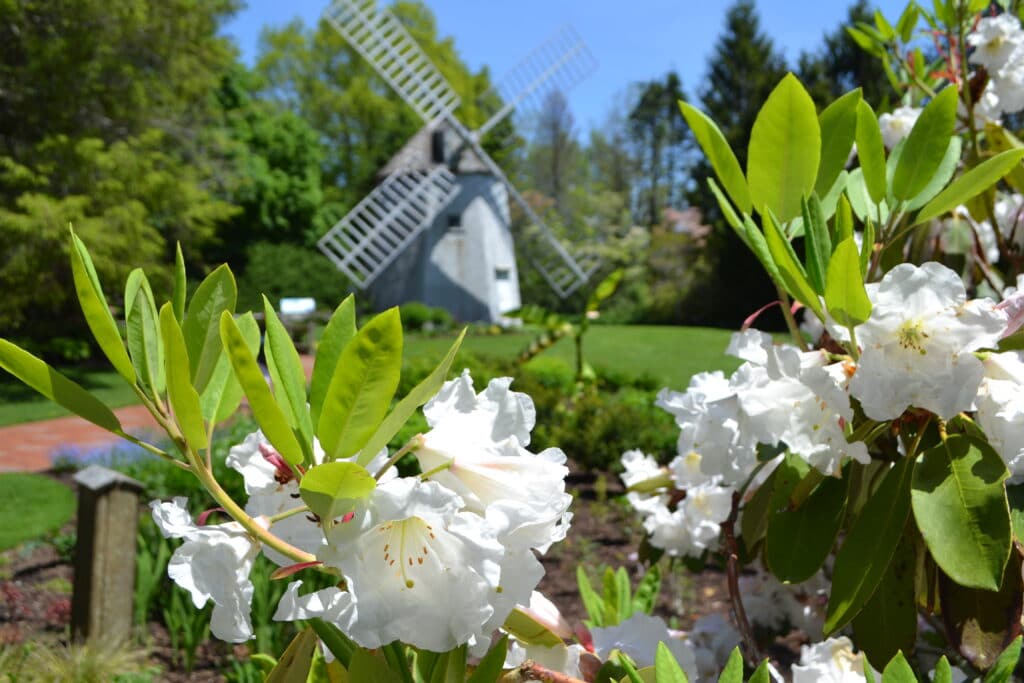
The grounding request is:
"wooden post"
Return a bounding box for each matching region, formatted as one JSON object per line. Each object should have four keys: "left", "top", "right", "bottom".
{"left": 70, "top": 464, "right": 144, "bottom": 643}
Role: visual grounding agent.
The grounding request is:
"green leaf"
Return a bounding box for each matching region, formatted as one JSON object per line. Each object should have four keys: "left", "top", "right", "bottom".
{"left": 503, "top": 606, "right": 564, "bottom": 647}
{"left": 318, "top": 308, "right": 403, "bottom": 461}
{"left": 220, "top": 311, "right": 305, "bottom": 465}
{"left": 578, "top": 565, "right": 607, "bottom": 628}
{"left": 348, "top": 649, "right": 393, "bottom": 683}
{"left": 199, "top": 312, "right": 259, "bottom": 425}
{"left": 766, "top": 469, "right": 849, "bottom": 583}
{"left": 742, "top": 216, "right": 782, "bottom": 283}
{"left": 861, "top": 219, "right": 875, "bottom": 277}
{"left": 748, "top": 660, "right": 772, "bottom": 683}
{"left": 716, "top": 648, "right": 743, "bottom": 683}
{"left": 124, "top": 269, "right": 164, "bottom": 395}
{"left": 708, "top": 177, "right": 746, "bottom": 238}
{"left": 816, "top": 89, "right": 861, "bottom": 196}
{"left": 853, "top": 531, "right": 918, "bottom": 671}
{"left": 587, "top": 269, "right": 625, "bottom": 313}
{"left": 825, "top": 237, "right": 873, "bottom": 328}
{"left": 896, "top": 4, "right": 918, "bottom": 42}
{"left": 263, "top": 296, "right": 314, "bottom": 459}
{"left": 159, "top": 304, "right": 207, "bottom": 450}
{"left": 172, "top": 242, "right": 186, "bottom": 324}
{"left": 69, "top": 229, "right": 134, "bottom": 383}
{"left": 310, "top": 296, "right": 356, "bottom": 429}
{"left": 654, "top": 642, "right": 689, "bottom": 683}
{"left": 892, "top": 87, "right": 957, "bottom": 200}
{"left": 874, "top": 9, "right": 896, "bottom": 39}
{"left": 763, "top": 211, "right": 825, "bottom": 319}
{"left": 905, "top": 137, "right": 961, "bottom": 211}
{"left": 631, "top": 564, "right": 661, "bottom": 616}
{"left": 933, "top": 657, "right": 952, "bottom": 683}
{"left": 911, "top": 434, "right": 1011, "bottom": 591}
{"left": 856, "top": 101, "right": 888, "bottom": 205}
{"left": 747, "top": 74, "right": 821, "bottom": 222}
{"left": 0, "top": 339, "right": 122, "bottom": 433}
{"left": 679, "top": 100, "right": 751, "bottom": 213}
{"left": 182, "top": 265, "right": 236, "bottom": 394}
{"left": 741, "top": 466, "right": 777, "bottom": 553}
{"left": 308, "top": 619, "right": 355, "bottom": 668}
{"left": 357, "top": 327, "right": 465, "bottom": 466}
{"left": 615, "top": 567, "right": 632, "bottom": 621}
{"left": 265, "top": 627, "right": 318, "bottom": 683}
{"left": 802, "top": 194, "right": 831, "bottom": 294}
{"left": 825, "top": 456, "right": 914, "bottom": 634}
{"left": 914, "top": 149, "right": 1024, "bottom": 225}
{"left": 617, "top": 655, "right": 646, "bottom": 683}
{"left": 603, "top": 567, "right": 621, "bottom": 624}
{"left": 986, "top": 636, "right": 1023, "bottom": 683}
{"left": 846, "top": 168, "right": 890, "bottom": 224}
{"left": 880, "top": 651, "right": 915, "bottom": 683}
{"left": 467, "top": 635, "right": 510, "bottom": 683}
{"left": 381, "top": 643, "right": 414, "bottom": 683}
{"left": 834, "top": 194, "right": 854, "bottom": 245}
{"left": 299, "top": 461, "right": 376, "bottom": 525}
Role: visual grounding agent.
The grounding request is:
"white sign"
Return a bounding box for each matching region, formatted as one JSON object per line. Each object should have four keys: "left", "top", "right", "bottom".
{"left": 279, "top": 297, "right": 316, "bottom": 317}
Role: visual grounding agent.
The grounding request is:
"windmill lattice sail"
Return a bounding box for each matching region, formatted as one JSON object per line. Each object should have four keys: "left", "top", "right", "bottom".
{"left": 323, "top": 0, "right": 459, "bottom": 123}
{"left": 318, "top": 166, "right": 458, "bottom": 287}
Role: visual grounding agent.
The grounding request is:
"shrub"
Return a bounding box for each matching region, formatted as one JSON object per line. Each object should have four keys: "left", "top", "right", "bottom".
{"left": 235, "top": 241, "right": 349, "bottom": 313}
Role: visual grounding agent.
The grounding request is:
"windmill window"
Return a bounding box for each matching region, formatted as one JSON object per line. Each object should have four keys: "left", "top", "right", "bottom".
{"left": 495, "top": 267, "right": 511, "bottom": 281}
{"left": 447, "top": 214, "right": 462, "bottom": 230}
{"left": 431, "top": 131, "right": 445, "bottom": 164}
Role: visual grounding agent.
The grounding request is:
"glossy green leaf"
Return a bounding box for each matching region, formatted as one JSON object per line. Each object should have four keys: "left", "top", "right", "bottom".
{"left": 172, "top": 242, "right": 186, "bottom": 324}
{"left": 631, "top": 564, "right": 661, "bottom": 615}
{"left": 742, "top": 216, "right": 782, "bottom": 283}
{"left": 825, "top": 237, "right": 872, "bottom": 328}
{"left": 892, "top": 87, "right": 957, "bottom": 200}
{"left": 617, "top": 656, "right": 647, "bottom": 683}
{"left": 587, "top": 269, "right": 625, "bottom": 313}
{"left": 861, "top": 219, "right": 875, "bottom": 277}
{"left": 835, "top": 194, "right": 854, "bottom": 243}
{"left": 381, "top": 643, "right": 413, "bottom": 683}
{"left": 318, "top": 308, "right": 402, "bottom": 461}
{"left": 741, "top": 466, "right": 777, "bottom": 553}
{"left": 825, "top": 456, "right": 913, "bottom": 634}
{"left": 348, "top": 649, "right": 393, "bottom": 683}
{"left": 880, "top": 651, "right": 915, "bottom": 683}
{"left": 220, "top": 311, "right": 304, "bottom": 465}
{"left": 896, "top": 4, "right": 918, "bottom": 41}
{"left": 708, "top": 177, "right": 746, "bottom": 238}
{"left": 819, "top": 169, "right": 849, "bottom": 220}
{"left": 717, "top": 648, "right": 743, "bottom": 683}
{"left": 763, "top": 211, "right": 825, "bottom": 319}
{"left": 748, "top": 660, "right": 772, "bottom": 683}
{"left": 0, "top": 339, "right": 122, "bottom": 433}
{"left": 911, "top": 434, "right": 1011, "bottom": 591}
{"left": 308, "top": 619, "right": 355, "bottom": 668}
{"left": 125, "top": 269, "right": 164, "bottom": 395}
{"left": 578, "top": 565, "right": 607, "bottom": 627}
{"left": 855, "top": 101, "right": 888, "bottom": 205}
{"left": 853, "top": 532, "right": 917, "bottom": 670}
{"left": 679, "top": 100, "right": 751, "bottom": 213}
{"left": 846, "top": 168, "right": 890, "bottom": 224}
{"left": 874, "top": 9, "right": 895, "bottom": 39}
{"left": 200, "top": 312, "right": 259, "bottom": 425}
{"left": 310, "top": 296, "right": 356, "bottom": 429}
{"left": 985, "top": 636, "right": 1023, "bottom": 683}
{"left": 263, "top": 296, "right": 314, "bottom": 455}
{"left": 504, "top": 606, "right": 564, "bottom": 647}
{"left": 265, "top": 627, "right": 318, "bottom": 683}
{"left": 69, "top": 229, "right": 134, "bottom": 382}
{"left": 299, "top": 461, "right": 376, "bottom": 525}
{"left": 905, "top": 137, "right": 961, "bottom": 211}
{"left": 914, "top": 149, "right": 1024, "bottom": 225}
{"left": 816, "top": 89, "right": 861, "bottom": 196}
{"left": 802, "top": 194, "right": 831, "bottom": 294}
{"left": 467, "top": 634, "right": 510, "bottom": 683}
{"left": 159, "top": 304, "right": 207, "bottom": 450}
{"left": 767, "top": 470, "right": 849, "bottom": 583}
{"left": 654, "top": 642, "right": 689, "bottom": 683}
{"left": 747, "top": 74, "right": 821, "bottom": 222}
{"left": 182, "top": 265, "right": 236, "bottom": 394}
{"left": 933, "top": 657, "right": 952, "bottom": 683}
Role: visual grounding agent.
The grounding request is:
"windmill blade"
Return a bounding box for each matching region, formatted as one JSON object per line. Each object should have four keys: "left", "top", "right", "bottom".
{"left": 523, "top": 231, "right": 603, "bottom": 298}
{"left": 323, "top": 0, "right": 460, "bottom": 123}
{"left": 317, "top": 166, "right": 458, "bottom": 288}
{"left": 476, "top": 25, "right": 597, "bottom": 138}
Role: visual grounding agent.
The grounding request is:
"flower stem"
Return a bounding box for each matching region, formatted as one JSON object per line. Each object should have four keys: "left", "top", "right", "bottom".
{"left": 775, "top": 285, "right": 808, "bottom": 351}
{"left": 514, "top": 661, "right": 587, "bottom": 683}
{"left": 722, "top": 491, "right": 759, "bottom": 666}
{"left": 375, "top": 435, "right": 422, "bottom": 480}
{"left": 269, "top": 505, "right": 311, "bottom": 524}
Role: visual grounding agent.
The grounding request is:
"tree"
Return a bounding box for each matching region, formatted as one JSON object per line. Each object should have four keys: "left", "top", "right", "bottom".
{"left": 526, "top": 91, "right": 580, "bottom": 216}
{"left": 628, "top": 71, "right": 689, "bottom": 227}
{"left": 797, "top": 0, "right": 895, "bottom": 108}
{"left": 684, "top": 0, "right": 788, "bottom": 327}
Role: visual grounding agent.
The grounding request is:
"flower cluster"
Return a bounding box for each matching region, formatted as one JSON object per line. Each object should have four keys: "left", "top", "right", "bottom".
{"left": 152, "top": 370, "right": 571, "bottom": 654}
{"left": 967, "top": 14, "right": 1024, "bottom": 120}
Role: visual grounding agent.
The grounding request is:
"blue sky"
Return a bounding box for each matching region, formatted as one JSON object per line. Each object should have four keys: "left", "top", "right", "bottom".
{"left": 224, "top": 0, "right": 908, "bottom": 133}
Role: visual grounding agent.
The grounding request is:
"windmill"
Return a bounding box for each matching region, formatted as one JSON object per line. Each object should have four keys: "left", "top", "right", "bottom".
{"left": 317, "top": 0, "right": 601, "bottom": 322}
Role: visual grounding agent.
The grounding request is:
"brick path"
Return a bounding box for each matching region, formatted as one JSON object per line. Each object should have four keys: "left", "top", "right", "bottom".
{"left": 0, "top": 355, "right": 318, "bottom": 473}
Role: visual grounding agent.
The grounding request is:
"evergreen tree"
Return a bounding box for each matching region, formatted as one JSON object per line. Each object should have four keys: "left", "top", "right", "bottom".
{"left": 684, "top": 0, "right": 788, "bottom": 327}
{"left": 628, "top": 71, "right": 689, "bottom": 227}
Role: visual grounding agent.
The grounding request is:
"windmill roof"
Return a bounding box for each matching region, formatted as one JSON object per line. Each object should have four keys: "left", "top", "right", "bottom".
{"left": 378, "top": 121, "right": 491, "bottom": 177}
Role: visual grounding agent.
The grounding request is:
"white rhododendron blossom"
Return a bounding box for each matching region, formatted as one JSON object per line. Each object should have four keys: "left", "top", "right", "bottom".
{"left": 150, "top": 498, "right": 261, "bottom": 642}
{"left": 591, "top": 613, "right": 698, "bottom": 677}
{"left": 968, "top": 14, "right": 1024, "bottom": 72}
{"left": 687, "top": 614, "right": 743, "bottom": 680}
{"left": 878, "top": 106, "right": 921, "bottom": 149}
{"left": 850, "top": 262, "right": 1007, "bottom": 420}
{"left": 503, "top": 641, "right": 586, "bottom": 678}
{"left": 976, "top": 351, "right": 1024, "bottom": 479}
{"left": 740, "top": 570, "right": 828, "bottom": 639}
{"left": 636, "top": 482, "right": 733, "bottom": 558}
{"left": 792, "top": 636, "right": 875, "bottom": 683}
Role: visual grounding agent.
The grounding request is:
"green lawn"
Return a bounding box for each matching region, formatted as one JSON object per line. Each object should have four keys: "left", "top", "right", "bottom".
{"left": 0, "top": 366, "right": 141, "bottom": 427}
{"left": 0, "top": 473, "right": 76, "bottom": 550}
{"left": 405, "top": 324, "right": 742, "bottom": 390}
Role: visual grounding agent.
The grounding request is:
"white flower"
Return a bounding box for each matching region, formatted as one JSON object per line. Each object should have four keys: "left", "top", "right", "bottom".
{"left": 740, "top": 570, "right": 827, "bottom": 639}
{"left": 150, "top": 498, "right": 260, "bottom": 642}
{"left": 318, "top": 478, "right": 510, "bottom": 652}
{"left": 639, "top": 483, "right": 732, "bottom": 558}
{"left": 504, "top": 641, "right": 586, "bottom": 678}
{"left": 878, "top": 106, "right": 921, "bottom": 149}
{"left": 688, "top": 614, "right": 741, "bottom": 681}
{"left": 591, "top": 613, "right": 698, "bottom": 678}
{"left": 415, "top": 371, "right": 571, "bottom": 552}
{"left": 792, "top": 637, "right": 875, "bottom": 683}
{"left": 968, "top": 14, "right": 1024, "bottom": 72}
{"left": 976, "top": 351, "right": 1024, "bottom": 479}
{"left": 850, "top": 262, "right": 1007, "bottom": 420}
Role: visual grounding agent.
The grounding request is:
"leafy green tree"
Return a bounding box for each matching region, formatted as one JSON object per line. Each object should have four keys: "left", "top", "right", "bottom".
{"left": 628, "top": 71, "right": 689, "bottom": 227}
